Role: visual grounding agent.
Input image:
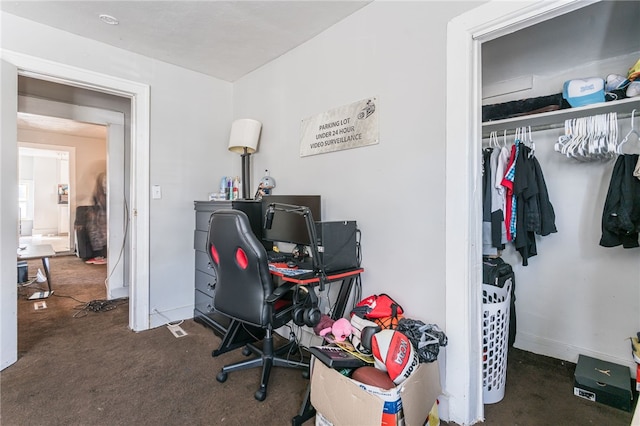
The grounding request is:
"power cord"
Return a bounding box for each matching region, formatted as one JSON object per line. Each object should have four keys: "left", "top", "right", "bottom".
{"left": 73, "top": 297, "right": 128, "bottom": 318}
{"left": 350, "top": 274, "right": 362, "bottom": 313}
{"left": 355, "top": 228, "right": 362, "bottom": 267}
{"left": 283, "top": 323, "right": 310, "bottom": 365}
{"left": 53, "top": 292, "right": 89, "bottom": 304}
{"left": 104, "top": 195, "right": 130, "bottom": 287}
{"left": 152, "top": 307, "right": 184, "bottom": 327}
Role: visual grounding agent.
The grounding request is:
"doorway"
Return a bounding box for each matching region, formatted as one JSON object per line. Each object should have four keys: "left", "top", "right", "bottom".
{"left": 18, "top": 93, "right": 127, "bottom": 299}
{"left": 1, "top": 51, "right": 151, "bottom": 371}
{"left": 18, "top": 144, "right": 77, "bottom": 254}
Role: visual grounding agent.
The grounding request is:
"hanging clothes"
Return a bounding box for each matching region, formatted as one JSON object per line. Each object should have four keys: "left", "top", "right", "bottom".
{"left": 482, "top": 147, "right": 508, "bottom": 256}
{"left": 512, "top": 143, "right": 557, "bottom": 266}
{"left": 600, "top": 154, "right": 640, "bottom": 248}
{"left": 490, "top": 147, "right": 508, "bottom": 249}
{"left": 482, "top": 148, "right": 497, "bottom": 256}
{"left": 501, "top": 142, "right": 519, "bottom": 242}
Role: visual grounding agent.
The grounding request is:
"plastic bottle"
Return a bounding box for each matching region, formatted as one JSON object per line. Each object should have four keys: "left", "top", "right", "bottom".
{"left": 220, "top": 176, "right": 227, "bottom": 200}
{"left": 227, "top": 177, "right": 233, "bottom": 200}
{"left": 232, "top": 176, "right": 240, "bottom": 200}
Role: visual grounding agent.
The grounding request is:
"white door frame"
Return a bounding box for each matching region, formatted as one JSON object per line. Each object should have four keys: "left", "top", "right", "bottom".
{"left": 444, "top": 1, "right": 598, "bottom": 424}
{"left": 18, "top": 96, "right": 127, "bottom": 299}
{"left": 1, "top": 58, "right": 19, "bottom": 370}
{"left": 2, "top": 49, "right": 150, "bottom": 334}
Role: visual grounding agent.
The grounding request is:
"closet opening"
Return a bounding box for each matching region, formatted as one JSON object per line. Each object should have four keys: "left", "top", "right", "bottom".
{"left": 445, "top": 1, "right": 639, "bottom": 423}
{"left": 479, "top": 0, "right": 639, "bottom": 372}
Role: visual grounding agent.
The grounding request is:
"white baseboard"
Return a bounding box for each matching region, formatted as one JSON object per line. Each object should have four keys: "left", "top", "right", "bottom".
{"left": 514, "top": 332, "right": 637, "bottom": 378}
{"left": 108, "top": 286, "right": 128, "bottom": 300}
{"left": 149, "top": 305, "right": 193, "bottom": 329}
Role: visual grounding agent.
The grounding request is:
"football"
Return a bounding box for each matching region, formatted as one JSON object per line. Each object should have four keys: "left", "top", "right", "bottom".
{"left": 371, "top": 329, "right": 419, "bottom": 385}
{"left": 351, "top": 366, "right": 396, "bottom": 390}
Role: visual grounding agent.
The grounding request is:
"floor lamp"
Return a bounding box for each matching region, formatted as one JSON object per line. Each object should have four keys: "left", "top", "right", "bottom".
{"left": 228, "top": 119, "right": 262, "bottom": 200}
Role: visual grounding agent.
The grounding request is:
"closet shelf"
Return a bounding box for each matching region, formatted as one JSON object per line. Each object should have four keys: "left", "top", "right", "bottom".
{"left": 482, "top": 96, "right": 640, "bottom": 137}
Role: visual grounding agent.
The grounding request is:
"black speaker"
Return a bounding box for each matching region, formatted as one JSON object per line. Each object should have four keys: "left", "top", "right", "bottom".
{"left": 314, "top": 221, "right": 358, "bottom": 272}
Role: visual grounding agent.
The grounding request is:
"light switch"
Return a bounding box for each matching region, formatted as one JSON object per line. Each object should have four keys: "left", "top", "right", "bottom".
{"left": 152, "top": 185, "right": 162, "bottom": 199}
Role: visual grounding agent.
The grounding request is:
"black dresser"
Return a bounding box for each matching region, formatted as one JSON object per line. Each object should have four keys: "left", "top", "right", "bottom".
{"left": 193, "top": 200, "right": 231, "bottom": 335}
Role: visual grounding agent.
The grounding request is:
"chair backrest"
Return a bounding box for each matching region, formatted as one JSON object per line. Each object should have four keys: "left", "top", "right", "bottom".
{"left": 207, "top": 209, "right": 274, "bottom": 327}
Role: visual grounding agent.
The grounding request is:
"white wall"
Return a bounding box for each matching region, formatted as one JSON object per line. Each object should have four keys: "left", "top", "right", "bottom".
{"left": 30, "top": 156, "right": 58, "bottom": 234}
{"left": 19, "top": 133, "right": 106, "bottom": 206}
{"left": 232, "top": 1, "right": 479, "bottom": 328}
{"left": 19, "top": 131, "right": 107, "bottom": 235}
{"left": 1, "top": 11, "right": 234, "bottom": 326}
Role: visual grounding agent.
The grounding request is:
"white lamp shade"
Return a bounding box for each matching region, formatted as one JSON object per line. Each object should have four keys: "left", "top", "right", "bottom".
{"left": 228, "top": 118, "right": 262, "bottom": 154}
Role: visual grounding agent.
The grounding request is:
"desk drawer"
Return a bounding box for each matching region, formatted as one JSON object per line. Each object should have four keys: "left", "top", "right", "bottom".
{"left": 194, "top": 230, "right": 207, "bottom": 252}
{"left": 196, "top": 205, "right": 233, "bottom": 231}
{"left": 195, "top": 211, "right": 213, "bottom": 232}
{"left": 195, "top": 250, "right": 215, "bottom": 275}
{"left": 195, "top": 288, "right": 215, "bottom": 314}
{"left": 195, "top": 269, "right": 216, "bottom": 297}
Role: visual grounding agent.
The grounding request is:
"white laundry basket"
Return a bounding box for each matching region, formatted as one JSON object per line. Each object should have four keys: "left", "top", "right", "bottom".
{"left": 482, "top": 279, "right": 512, "bottom": 404}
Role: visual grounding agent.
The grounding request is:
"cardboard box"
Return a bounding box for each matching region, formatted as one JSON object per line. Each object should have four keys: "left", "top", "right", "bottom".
{"left": 311, "top": 358, "right": 441, "bottom": 426}
{"left": 573, "top": 354, "right": 633, "bottom": 412}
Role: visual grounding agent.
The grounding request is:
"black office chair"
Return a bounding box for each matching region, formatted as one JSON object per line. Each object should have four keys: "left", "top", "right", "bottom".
{"left": 206, "top": 209, "right": 308, "bottom": 401}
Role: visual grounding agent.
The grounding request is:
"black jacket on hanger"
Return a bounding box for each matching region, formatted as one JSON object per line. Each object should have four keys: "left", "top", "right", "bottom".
{"left": 513, "top": 144, "right": 557, "bottom": 266}
{"left": 600, "top": 154, "right": 640, "bottom": 248}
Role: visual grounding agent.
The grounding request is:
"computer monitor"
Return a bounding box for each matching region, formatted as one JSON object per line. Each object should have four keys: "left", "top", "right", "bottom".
{"left": 261, "top": 195, "right": 321, "bottom": 246}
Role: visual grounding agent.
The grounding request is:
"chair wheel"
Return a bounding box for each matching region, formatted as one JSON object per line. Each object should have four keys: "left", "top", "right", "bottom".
{"left": 216, "top": 371, "right": 228, "bottom": 383}
{"left": 254, "top": 389, "right": 266, "bottom": 401}
{"left": 242, "top": 347, "right": 252, "bottom": 356}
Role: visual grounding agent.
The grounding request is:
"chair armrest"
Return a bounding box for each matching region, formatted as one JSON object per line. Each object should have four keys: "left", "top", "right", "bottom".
{"left": 266, "top": 282, "right": 297, "bottom": 304}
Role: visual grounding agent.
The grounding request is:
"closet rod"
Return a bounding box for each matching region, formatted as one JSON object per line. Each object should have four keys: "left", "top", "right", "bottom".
{"left": 481, "top": 106, "right": 639, "bottom": 139}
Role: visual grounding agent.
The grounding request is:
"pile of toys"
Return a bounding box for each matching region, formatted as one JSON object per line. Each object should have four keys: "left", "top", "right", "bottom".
{"left": 312, "top": 293, "right": 447, "bottom": 387}
{"left": 311, "top": 293, "right": 447, "bottom": 425}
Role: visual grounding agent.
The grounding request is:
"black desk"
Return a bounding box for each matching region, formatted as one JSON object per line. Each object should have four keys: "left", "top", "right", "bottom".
{"left": 270, "top": 267, "right": 364, "bottom": 426}
{"left": 270, "top": 267, "right": 364, "bottom": 325}
{"left": 17, "top": 244, "right": 55, "bottom": 299}
{"left": 210, "top": 266, "right": 363, "bottom": 359}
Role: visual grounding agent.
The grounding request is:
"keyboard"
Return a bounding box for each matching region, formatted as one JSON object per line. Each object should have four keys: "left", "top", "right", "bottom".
{"left": 267, "top": 251, "right": 288, "bottom": 263}
{"left": 308, "top": 346, "right": 366, "bottom": 368}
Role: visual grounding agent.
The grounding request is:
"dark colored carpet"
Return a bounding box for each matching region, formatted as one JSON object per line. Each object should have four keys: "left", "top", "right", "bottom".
{"left": 2, "top": 256, "right": 636, "bottom": 425}
{"left": 484, "top": 348, "right": 636, "bottom": 425}
{"left": 2, "top": 255, "right": 309, "bottom": 426}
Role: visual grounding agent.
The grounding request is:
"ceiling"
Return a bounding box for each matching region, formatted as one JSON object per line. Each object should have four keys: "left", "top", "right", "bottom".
{"left": 3, "top": 1, "right": 371, "bottom": 137}
{"left": 17, "top": 112, "right": 107, "bottom": 139}
{"left": 8, "top": 1, "right": 637, "bottom": 136}
{"left": 1, "top": 0, "right": 371, "bottom": 82}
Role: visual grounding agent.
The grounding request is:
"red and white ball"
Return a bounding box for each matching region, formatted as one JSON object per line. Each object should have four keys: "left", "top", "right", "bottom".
{"left": 371, "top": 329, "right": 419, "bottom": 385}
